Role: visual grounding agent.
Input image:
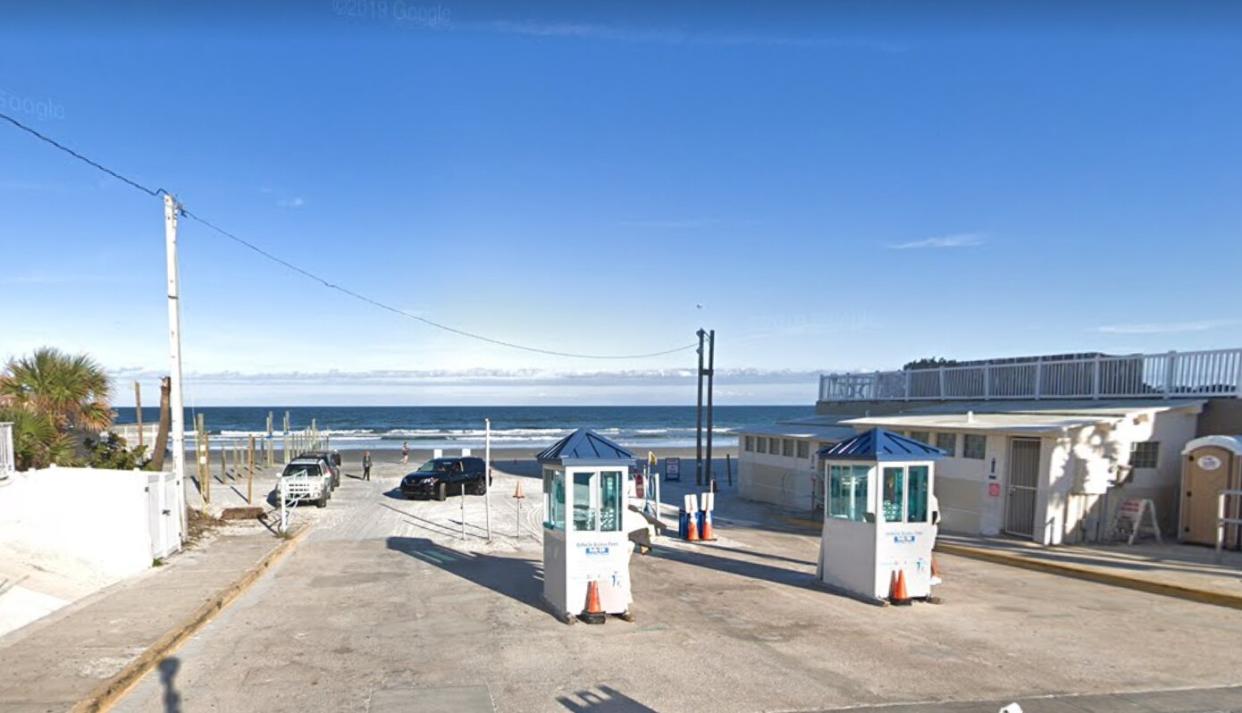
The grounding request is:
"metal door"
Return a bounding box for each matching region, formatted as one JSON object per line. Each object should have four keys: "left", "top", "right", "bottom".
{"left": 1005, "top": 438, "right": 1041, "bottom": 538}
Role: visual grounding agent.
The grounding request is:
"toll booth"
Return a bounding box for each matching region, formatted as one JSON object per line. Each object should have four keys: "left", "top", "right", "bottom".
{"left": 538, "top": 428, "right": 637, "bottom": 623}
{"left": 816, "top": 428, "right": 944, "bottom": 604}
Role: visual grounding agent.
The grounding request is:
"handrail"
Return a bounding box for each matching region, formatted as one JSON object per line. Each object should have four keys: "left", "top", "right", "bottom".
{"left": 819, "top": 348, "right": 1242, "bottom": 402}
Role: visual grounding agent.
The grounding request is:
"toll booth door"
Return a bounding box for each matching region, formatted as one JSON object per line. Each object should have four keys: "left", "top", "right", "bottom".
{"left": 1005, "top": 438, "right": 1041, "bottom": 538}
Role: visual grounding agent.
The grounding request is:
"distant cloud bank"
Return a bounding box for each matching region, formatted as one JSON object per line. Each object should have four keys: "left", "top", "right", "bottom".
{"left": 887, "top": 232, "right": 985, "bottom": 250}
{"left": 1093, "top": 319, "right": 1240, "bottom": 335}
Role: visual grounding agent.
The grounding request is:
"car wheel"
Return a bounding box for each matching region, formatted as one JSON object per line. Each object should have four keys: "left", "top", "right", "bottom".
{"left": 317, "top": 494, "right": 327, "bottom": 508}
{"left": 436, "top": 483, "right": 446, "bottom": 501}
{"left": 475, "top": 480, "right": 487, "bottom": 495}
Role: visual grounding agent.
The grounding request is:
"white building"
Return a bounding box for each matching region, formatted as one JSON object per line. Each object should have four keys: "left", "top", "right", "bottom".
{"left": 735, "top": 422, "right": 856, "bottom": 511}
{"left": 843, "top": 400, "right": 1201, "bottom": 544}
{"left": 738, "top": 348, "right": 1242, "bottom": 545}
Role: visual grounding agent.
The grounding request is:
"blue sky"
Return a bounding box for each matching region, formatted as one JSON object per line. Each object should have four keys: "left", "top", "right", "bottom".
{"left": 2, "top": 1, "right": 1239, "bottom": 405}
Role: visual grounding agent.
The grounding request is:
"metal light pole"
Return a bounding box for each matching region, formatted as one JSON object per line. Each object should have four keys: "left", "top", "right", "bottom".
{"left": 695, "top": 329, "right": 705, "bottom": 486}
{"left": 164, "top": 194, "right": 187, "bottom": 537}
{"left": 705, "top": 329, "right": 716, "bottom": 487}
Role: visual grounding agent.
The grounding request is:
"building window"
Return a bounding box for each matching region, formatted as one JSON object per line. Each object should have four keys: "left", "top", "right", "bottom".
{"left": 1130, "top": 441, "right": 1160, "bottom": 469}
{"left": 782, "top": 439, "right": 795, "bottom": 457}
{"left": 757, "top": 437, "right": 768, "bottom": 454}
{"left": 744, "top": 435, "right": 754, "bottom": 452}
{"left": 935, "top": 432, "right": 956, "bottom": 457}
{"left": 908, "top": 430, "right": 931, "bottom": 445}
{"left": 797, "top": 441, "right": 809, "bottom": 459}
{"left": 963, "top": 434, "right": 986, "bottom": 459}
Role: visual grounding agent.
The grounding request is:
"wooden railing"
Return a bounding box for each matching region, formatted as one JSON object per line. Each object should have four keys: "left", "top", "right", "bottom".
{"left": 819, "top": 349, "right": 1242, "bottom": 402}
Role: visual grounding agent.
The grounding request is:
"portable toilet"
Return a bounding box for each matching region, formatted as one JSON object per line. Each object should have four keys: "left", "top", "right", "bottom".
{"left": 538, "top": 428, "right": 637, "bottom": 623}
{"left": 816, "top": 428, "right": 944, "bottom": 604}
{"left": 1180, "top": 436, "right": 1242, "bottom": 547}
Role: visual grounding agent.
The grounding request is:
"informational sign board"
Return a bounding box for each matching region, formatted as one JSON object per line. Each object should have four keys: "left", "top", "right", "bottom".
{"left": 665, "top": 456, "right": 681, "bottom": 481}
{"left": 1113, "top": 498, "right": 1162, "bottom": 545}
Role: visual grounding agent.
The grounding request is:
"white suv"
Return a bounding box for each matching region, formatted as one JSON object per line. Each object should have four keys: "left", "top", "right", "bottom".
{"left": 278, "top": 458, "right": 330, "bottom": 508}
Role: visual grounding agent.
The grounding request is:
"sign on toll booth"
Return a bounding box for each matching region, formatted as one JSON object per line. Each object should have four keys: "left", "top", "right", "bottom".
{"left": 538, "top": 428, "right": 637, "bottom": 624}
{"left": 815, "top": 428, "right": 945, "bottom": 605}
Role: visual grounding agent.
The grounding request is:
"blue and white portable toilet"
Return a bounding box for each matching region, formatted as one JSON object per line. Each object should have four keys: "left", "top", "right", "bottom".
{"left": 538, "top": 429, "right": 636, "bottom": 623}
{"left": 816, "top": 428, "right": 944, "bottom": 604}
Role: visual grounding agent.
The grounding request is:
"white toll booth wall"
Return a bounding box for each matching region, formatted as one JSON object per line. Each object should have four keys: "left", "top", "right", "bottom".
{"left": 542, "top": 464, "right": 633, "bottom": 618}
{"left": 818, "top": 459, "right": 938, "bottom": 600}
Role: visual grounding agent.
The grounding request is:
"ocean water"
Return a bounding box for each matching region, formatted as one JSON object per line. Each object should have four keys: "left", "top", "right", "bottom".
{"left": 111, "top": 405, "right": 811, "bottom": 450}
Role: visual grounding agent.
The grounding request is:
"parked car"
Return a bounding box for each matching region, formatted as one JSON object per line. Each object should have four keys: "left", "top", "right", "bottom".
{"left": 278, "top": 457, "right": 330, "bottom": 508}
{"left": 400, "top": 457, "right": 489, "bottom": 500}
{"left": 299, "top": 450, "right": 341, "bottom": 489}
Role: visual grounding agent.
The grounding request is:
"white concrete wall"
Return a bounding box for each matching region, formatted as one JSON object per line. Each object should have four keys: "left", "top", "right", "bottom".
{"left": 0, "top": 466, "right": 155, "bottom": 578}
{"left": 737, "top": 433, "right": 819, "bottom": 510}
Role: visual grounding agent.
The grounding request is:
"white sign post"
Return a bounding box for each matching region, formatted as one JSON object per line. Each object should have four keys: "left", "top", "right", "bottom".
{"left": 484, "top": 418, "right": 492, "bottom": 542}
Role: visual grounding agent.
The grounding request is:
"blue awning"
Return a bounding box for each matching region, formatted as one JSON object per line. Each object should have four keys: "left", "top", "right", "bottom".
{"left": 537, "top": 428, "right": 635, "bottom": 464}
{"left": 817, "top": 428, "right": 945, "bottom": 461}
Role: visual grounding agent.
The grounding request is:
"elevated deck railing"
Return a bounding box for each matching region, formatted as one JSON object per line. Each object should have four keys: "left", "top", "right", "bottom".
{"left": 819, "top": 348, "right": 1242, "bottom": 402}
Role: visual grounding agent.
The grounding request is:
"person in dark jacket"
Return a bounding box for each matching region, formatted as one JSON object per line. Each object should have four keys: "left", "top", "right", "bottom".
{"left": 362, "top": 451, "right": 373, "bottom": 481}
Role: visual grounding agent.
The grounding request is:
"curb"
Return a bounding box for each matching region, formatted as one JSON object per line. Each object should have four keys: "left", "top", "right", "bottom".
{"left": 936, "top": 542, "right": 1242, "bottom": 611}
{"left": 71, "top": 524, "right": 312, "bottom": 713}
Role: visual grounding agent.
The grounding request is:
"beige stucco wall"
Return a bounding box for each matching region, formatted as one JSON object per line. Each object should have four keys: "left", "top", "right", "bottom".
{"left": 737, "top": 433, "right": 818, "bottom": 510}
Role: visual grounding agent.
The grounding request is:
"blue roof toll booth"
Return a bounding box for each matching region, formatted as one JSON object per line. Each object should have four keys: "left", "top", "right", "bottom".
{"left": 816, "top": 428, "right": 944, "bottom": 604}
{"left": 538, "top": 429, "right": 637, "bottom": 623}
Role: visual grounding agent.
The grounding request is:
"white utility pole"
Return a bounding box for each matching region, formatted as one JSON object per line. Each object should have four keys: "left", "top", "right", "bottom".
{"left": 164, "top": 194, "right": 187, "bottom": 536}
{"left": 484, "top": 418, "right": 492, "bottom": 542}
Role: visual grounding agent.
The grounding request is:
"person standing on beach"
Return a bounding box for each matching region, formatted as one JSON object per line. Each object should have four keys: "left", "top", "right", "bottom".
{"left": 401, "top": 441, "right": 410, "bottom": 465}
{"left": 362, "top": 451, "right": 373, "bottom": 481}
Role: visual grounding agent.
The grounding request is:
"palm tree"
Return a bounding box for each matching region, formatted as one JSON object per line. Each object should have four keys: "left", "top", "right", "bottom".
{"left": 0, "top": 406, "right": 73, "bottom": 470}
{"left": 0, "top": 347, "right": 113, "bottom": 433}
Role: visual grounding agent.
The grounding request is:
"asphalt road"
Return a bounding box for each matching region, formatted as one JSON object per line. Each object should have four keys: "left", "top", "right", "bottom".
{"left": 113, "top": 462, "right": 1242, "bottom": 712}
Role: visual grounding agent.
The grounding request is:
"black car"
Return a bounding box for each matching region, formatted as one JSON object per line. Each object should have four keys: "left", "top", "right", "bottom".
{"left": 299, "top": 450, "right": 342, "bottom": 489}
{"left": 400, "top": 457, "right": 489, "bottom": 500}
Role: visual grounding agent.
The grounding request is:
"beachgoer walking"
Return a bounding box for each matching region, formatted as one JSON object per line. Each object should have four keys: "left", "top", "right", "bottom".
{"left": 362, "top": 451, "right": 373, "bottom": 481}
{"left": 401, "top": 441, "right": 410, "bottom": 465}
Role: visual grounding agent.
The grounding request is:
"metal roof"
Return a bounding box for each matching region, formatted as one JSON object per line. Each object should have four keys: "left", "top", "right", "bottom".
{"left": 536, "top": 428, "right": 635, "bottom": 464}
{"left": 818, "top": 428, "right": 945, "bottom": 461}
{"left": 734, "top": 423, "right": 857, "bottom": 440}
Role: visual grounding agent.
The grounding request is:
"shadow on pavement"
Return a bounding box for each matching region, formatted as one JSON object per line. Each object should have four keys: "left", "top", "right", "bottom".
{"left": 650, "top": 542, "right": 823, "bottom": 593}
{"left": 158, "top": 656, "right": 182, "bottom": 713}
{"left": 557, "top": 685, "right": 658, "bottom": 712}
{"left": 386, "top": 537, "right": 554, "bottom": 620}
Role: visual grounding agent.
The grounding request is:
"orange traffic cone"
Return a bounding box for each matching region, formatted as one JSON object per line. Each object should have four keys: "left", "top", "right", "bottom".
{"left": 686, "top": 514, "right": 700, "bottom": 541}
{"left": 700, "top": 511, "right": 715, "bottom": 541}
{"left": 580, "top": 580, "right": 606, "bottom": 624}
{"left": 889, "top": 569, "right": 911, "bottom": 606}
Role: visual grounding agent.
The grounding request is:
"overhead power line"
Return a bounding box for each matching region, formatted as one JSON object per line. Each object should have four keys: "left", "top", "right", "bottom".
{"left": 1, "top": 110, "right": 696, "bottom": 360}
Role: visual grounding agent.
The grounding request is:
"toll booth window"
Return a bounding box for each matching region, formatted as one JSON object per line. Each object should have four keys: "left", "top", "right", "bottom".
{"left": 882, "top": 467, "right": 905, "bottom": 522}
{"left": 573, "top": 472, "right": 596, "bottom": 531}
{"left": 599, "top": 471, "right": 622, "bottom": 531}
{"left": 544, "top": 469, "right": 565, "bottom": 531}
{"left": 828, "top": 464, "right": 869, "bottom": 522}
{"left": 907, "top": 465, "right": 929, "bottom": 522}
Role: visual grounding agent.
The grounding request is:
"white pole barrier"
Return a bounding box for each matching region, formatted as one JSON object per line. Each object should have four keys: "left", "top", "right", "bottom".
{"left": 484, "top": 418, "right": 492, "bottom": 542}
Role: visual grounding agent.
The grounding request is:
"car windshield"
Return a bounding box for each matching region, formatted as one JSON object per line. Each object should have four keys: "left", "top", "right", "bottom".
{"left": 416, "top": 460, "right": 453, "bottom": 473}
{"left": 283, "top": 464, "right": 320, "bottom": 477}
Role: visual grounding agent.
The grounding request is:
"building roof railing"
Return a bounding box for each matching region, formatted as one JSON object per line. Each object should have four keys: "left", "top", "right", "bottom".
{"left": 819, "top": 348, "right": 1242, "bottom": 403}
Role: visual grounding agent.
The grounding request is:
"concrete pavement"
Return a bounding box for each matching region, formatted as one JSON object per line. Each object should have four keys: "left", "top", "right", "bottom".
{"left": 105, "top": 457, "right": 1242, "bottom": 712}
{"left": 0, "top": 523, "right": 288, "bottom": 712}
